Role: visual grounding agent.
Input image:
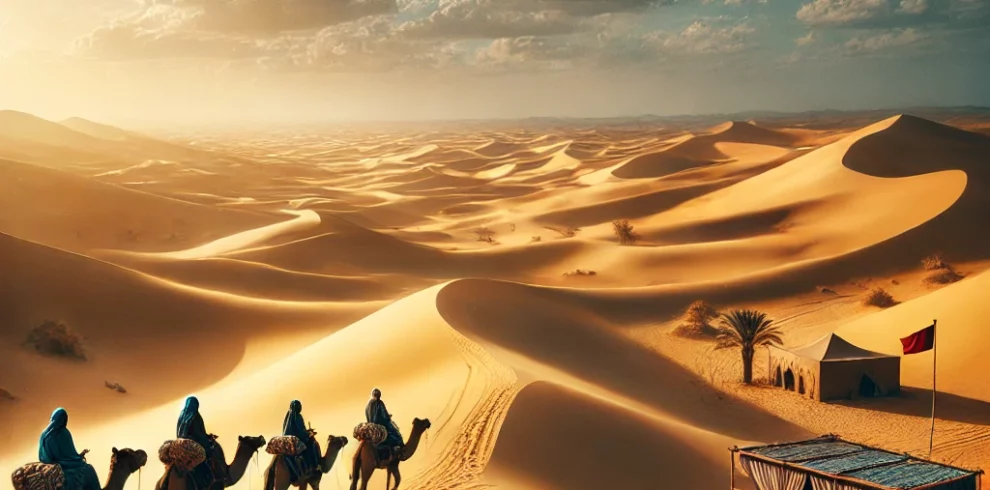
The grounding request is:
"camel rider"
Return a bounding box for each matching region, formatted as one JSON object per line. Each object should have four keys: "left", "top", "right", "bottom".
{"left": 365, "top": 388, "right": 404, "bottom": 459}
{"left": 39, "top": 408, "right": 102, "bottom": 490}
{"left": 177, "top": 396, "right": 226, "bottom": 487}
{"left": 282, "top": 400, "right": 319, "bottom": 479}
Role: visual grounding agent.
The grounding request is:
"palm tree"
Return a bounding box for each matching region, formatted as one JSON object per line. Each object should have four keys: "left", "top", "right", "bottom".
{"left": 715, "top": 309, "right": 783, "bottom": 384}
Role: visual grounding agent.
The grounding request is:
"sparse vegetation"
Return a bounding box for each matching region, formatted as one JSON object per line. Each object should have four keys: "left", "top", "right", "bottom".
{"left": 543, "top": 226, "right": 580, "bottom": 238}
{"left": 612, "top": 219, "right": 640, "bottom": 244}
{"left": 105, "top": 381, "right": 127, "bottom": 394}
{"left": 674, "top": 300, "right": 720, "bottom": 338}
{"left": 864, "top": 288, "right": 896, "bottom": 308}
{"left": 531, "top": 236, "right": 542, "bottom": 242}
{"left": 473, "top": 226, "right": 496, "bottom": 243}
{"left": 922, "top": 253, "right": 949, "bottom": 271}
{"left": 24, "top": 320, "right": 87, "bottom": 361}
{"left": 715, "top": 309, "right": 783, "bottom": 384}
{"left": 563, "top": 269, "right": 597, "bottom": 277}
{"left": 920, "top": 254, "right": 964, "bottom": 285}
{"left": 817, "top": 286, "right": 837, "bottom": 295}
{"left": 925, "top": 268, "right": 965, "bottom": 285}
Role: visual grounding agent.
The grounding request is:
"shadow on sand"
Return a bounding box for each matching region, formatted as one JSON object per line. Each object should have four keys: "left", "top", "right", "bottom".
{"left": 832, "top": 387, "right": 990, "bottom": 426}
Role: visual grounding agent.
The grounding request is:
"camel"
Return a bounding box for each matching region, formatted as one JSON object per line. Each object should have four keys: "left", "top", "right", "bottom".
{"left": 156, "top": 435, "right": 266, "bottom": 490}
{"left": 349, "top": 418, "right": 431, "bottom": 490}
{"left": 263, "top": 435, "right": 349, "bottom": 490}
{"left": 11, "top": 447, "right": 148, "bottom": 490}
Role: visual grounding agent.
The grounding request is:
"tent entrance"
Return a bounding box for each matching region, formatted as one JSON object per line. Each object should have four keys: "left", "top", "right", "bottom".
{"left": 859, "top": 374, "right": 881, "bottom": 397}
{"left": 784, "top": 369, "right": 795, "bottom": 391}
{"left": 774, "top": 367, "right": 783, "bottom": 387}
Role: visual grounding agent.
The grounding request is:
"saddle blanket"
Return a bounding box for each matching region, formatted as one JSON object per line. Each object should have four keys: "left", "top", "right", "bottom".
{"left": 353, "top": 423, "right": 387, "bottom": 446}
{"left": 266, "top": 436, "right": 307, "bottom": 456}
{"left": 11, "top": 462, "right": 65, "bottom": 490}
{"left": 158, "top": 438, "right": 207, "bottom": 472}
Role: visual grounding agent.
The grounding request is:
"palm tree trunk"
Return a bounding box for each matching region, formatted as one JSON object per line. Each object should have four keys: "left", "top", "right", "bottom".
{"left": 742, "top": 348, "right": 754, "bottom": 384}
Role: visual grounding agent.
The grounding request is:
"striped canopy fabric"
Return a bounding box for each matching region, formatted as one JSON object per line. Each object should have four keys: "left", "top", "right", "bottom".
{"left": 737, "top": 435, "right": 981, "bottom": 490}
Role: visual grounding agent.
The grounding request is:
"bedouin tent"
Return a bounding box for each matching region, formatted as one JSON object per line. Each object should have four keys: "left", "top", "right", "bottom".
{"left": 730, "top": 435, "right": 982, "bottom": 490}
{"left": 768, "top": 333, "right": 900, "bottom": 401}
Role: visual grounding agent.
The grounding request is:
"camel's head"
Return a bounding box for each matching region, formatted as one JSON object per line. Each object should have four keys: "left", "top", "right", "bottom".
{"left": 327, "top": 435, "right": 348, "bottom": 450}
{"left": 238, "top": 435, "right": 267, "bottom": 451}
{"left": 412, "top": 418, "right": 432, "bottom": 431}
{"left": 110, "top": 447, "right": 148, "bottom": 475}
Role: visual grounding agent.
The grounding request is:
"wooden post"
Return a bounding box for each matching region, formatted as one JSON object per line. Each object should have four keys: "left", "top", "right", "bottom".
{"left": 729, "top": 448, "right": 736, "bottom": 490}
{"left": 929, "top": 318, "right": 938, "bottom": 459}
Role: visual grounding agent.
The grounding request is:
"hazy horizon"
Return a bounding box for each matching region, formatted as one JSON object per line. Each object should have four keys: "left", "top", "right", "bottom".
{"left": 2, "top": 0, "right": 988, "bottom": 126}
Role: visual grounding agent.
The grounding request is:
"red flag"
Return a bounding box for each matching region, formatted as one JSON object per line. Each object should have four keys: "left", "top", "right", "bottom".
{"left": 900, "top": 324, "right": 935, "bottom": 355}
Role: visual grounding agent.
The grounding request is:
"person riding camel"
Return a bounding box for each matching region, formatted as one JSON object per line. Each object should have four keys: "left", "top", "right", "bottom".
{"left": 365, "top": 388, "right": 404, "bottom": 460}
{"left": 39, "top": 408, "right": 102, "bottom": 490}
{"left": 176, "top": 396, "right": 226, "bottom": 487}
{"left": 281, "top": 399, "right": 319, "bottom": 480}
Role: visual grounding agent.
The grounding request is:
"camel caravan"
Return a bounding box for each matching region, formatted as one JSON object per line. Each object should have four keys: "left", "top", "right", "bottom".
{"left": 11, "top": 389, "right": 432, "bottom": 490}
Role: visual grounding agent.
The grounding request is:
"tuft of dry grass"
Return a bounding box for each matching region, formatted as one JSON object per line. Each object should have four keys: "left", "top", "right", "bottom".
{"left": 924, "top": 268, "right": 965, "bottom": 285}
{"left": 24, "top": 320, "right": 87, "bottom": 361}
{"left": 530, "top": 235, "right": 542, "bottom": 243}
{"left": 544, "top": 226, "right": 580, "bottom": 238}
{"left": 563, "top": 269, "right": 597, "bottom": 277}
{"left": 864, "top": 288, "right": 896, "bottom": 308}
{"left": 612, "top": 219, "right": 641, "bottom": 245}
{"left": 673, "top": 300, "right": 720, "bottom": 339}
{"left": 474, "top": 227, "right": 496, "bottom": 243}
{"left": 922, "top": 254, "right": 949, "bottom": 271}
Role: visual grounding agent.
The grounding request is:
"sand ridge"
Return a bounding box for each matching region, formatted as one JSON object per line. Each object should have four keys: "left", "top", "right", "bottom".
{"left": 2, "top": 110, "right": 990, "bottom": 489}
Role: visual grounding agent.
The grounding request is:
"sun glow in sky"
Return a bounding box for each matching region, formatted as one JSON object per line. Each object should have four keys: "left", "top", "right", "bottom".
{"left": 0, "top": 0, "right": 987, "bottom": 125}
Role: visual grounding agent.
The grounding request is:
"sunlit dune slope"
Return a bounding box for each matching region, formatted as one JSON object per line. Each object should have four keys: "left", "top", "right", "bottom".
{"left": 481, "top": 382, "right": 746, "bottom": 490}
{"left": 0, "top": 110, "right": 110, "bottom": 150}
{"left": 0, "top": 231, "right": 379, "bottom": 450}
{"left": 0, "top": 158, "right": 277, "bottom": 252}
{"left": 837, "top": 270, "right": 990, "bottom": 402}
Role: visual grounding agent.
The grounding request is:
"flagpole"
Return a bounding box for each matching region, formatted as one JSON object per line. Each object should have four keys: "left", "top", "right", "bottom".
{"left": 929, "top": 318, "right": 938, "bottom": 459}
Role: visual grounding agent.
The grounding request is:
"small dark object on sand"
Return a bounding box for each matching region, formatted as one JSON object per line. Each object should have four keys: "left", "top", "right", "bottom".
{"left": 105, "top": 381, "right": 127, "bottom": 394}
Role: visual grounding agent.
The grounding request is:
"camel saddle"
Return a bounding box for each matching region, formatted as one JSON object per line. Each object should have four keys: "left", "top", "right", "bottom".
{"left": 266, "top": 435, "right": 307, "bottom": 456}
{"left": 10, "top": 462, "right": 65, "bottom": 490}
{"left": 352, "top": 423, "right": 387, "bottom": 446}
{"left": 158, "top": 438, "right": 207, "bottom": 472}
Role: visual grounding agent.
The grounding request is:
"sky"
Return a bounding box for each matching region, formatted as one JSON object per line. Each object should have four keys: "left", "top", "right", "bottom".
{"left": 0, "top": 0, "right": 988, "bottom": 125}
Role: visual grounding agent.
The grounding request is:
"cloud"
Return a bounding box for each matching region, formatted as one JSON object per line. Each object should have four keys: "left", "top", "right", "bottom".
{"left": 643, "top": 19, "right": 757, "bottom": 55}
{"left": 796, "top": 31, "right": 817, "bottom": 45}
{"left": 843, "top": 26, "right": 928, "bottom": 53}
{"left": 181, "top": 0, "right": 398, "bottom": 35}
{"left": 796, "top": 0, "right": 989, "bottom": 27}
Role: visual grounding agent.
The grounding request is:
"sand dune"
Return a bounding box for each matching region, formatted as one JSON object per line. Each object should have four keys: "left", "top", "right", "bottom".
{"left": 5, "top": 110, "right": 990, "bottom": 490}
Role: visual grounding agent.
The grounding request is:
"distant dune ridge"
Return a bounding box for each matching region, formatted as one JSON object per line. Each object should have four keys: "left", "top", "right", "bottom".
{"left": 1, "top": 109, "right": 990, "bottom": 489}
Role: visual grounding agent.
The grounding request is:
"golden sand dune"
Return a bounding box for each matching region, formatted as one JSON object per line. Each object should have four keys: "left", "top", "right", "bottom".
{"left": 4, "top": 111, "right": 990, "bottom": 490}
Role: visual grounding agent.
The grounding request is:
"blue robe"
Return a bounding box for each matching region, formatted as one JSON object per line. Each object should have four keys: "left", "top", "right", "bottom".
{"left": 281, "top": 400, "right": 318, "bottom": 479}
{"left": 365, "top": 399, "right": 403, "bottom": 448}
{"left": 176, "top": 396, "right": 221, "bottom": 487}
{"left": 39, "top": 408, "right": 101, "bottom": 490}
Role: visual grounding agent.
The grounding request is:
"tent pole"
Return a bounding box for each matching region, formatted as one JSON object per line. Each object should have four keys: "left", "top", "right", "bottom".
{"left": 730, "top": 448, "right": 736, "bottom": 490}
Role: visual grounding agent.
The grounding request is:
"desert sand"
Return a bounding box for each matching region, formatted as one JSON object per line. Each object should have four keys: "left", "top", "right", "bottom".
{"left": 2, "top": 108, "right": 990, "bottom": 489}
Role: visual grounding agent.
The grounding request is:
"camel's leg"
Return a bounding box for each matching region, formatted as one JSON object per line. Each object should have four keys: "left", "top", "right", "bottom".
{"left": 349, "top": 449, "right": 362, "bottom": 490}
{"left": 390, "top": 464, "right": 401, "bottom": 490}
{"left": 359, "top": 451, "right": 375, "bottom": 490}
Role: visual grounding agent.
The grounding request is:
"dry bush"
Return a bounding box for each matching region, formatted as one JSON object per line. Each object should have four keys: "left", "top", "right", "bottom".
{"left": 673, "top": 300, "right": 720, "bottom": 338}
{"left": 473, "top": 227, "right": 496, "bottom": 243}
{"left": 563, "top": 269, "right": 597, "bottom": 277}
{"left": 24, "top": 320, "right": 87, "bottom": 360}
{"left": 922, "top": 254, "right": 949, "bottom": 271}
{"left": 924, "top": 268, "right": 964, "bottom": 285}
{"left": 612, "top": 219, "right": 641, "bottom": 244}
{"left": 864, "top": 288, "right": 896, "bottom": 308}
{"left": 817, "top": 286, "right": 837, "bottom": 295}
{"left": 543, "top": 226, "right": 580, "bottom": 238}
{"left": 531, "top": 236, "right": 542, "bottom": 243}
{"left": 105, "top": 381, "right": 127, "bottom": 394}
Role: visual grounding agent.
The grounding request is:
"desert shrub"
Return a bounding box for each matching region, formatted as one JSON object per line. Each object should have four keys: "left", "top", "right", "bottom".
{"left": 24, "top": 320, "right": 87, "bottom": 360}
{"left": 924, "top": 268, "right": 964, "bottom": 285}
{"left": 864, "top": 288, "right": 896, "bottom": 308}
{"left": 543, "top": 226, "right": 580, "bottom": 238}
{"left": 474, "top": 227, "right": 496, "bottom": 243}
{"left": 817, "top": 286, "right": 837, "bottom": 295}
{"left": 674, "top": 300, "right": 720, "bottom": 338}
{"left": 563, "top": 269, "right": 597, "bottom": 277}
{"left": 105, "top": 381, "right": 127, "bottom": 394}
{"left": 531, "top": 236, "right": 542, "bottom": 242}
{"left": 922, "top": 254, "right": 949, "bottom": 271}
{"left": 612, "top": 219, "right": 641, "bottom": 244}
